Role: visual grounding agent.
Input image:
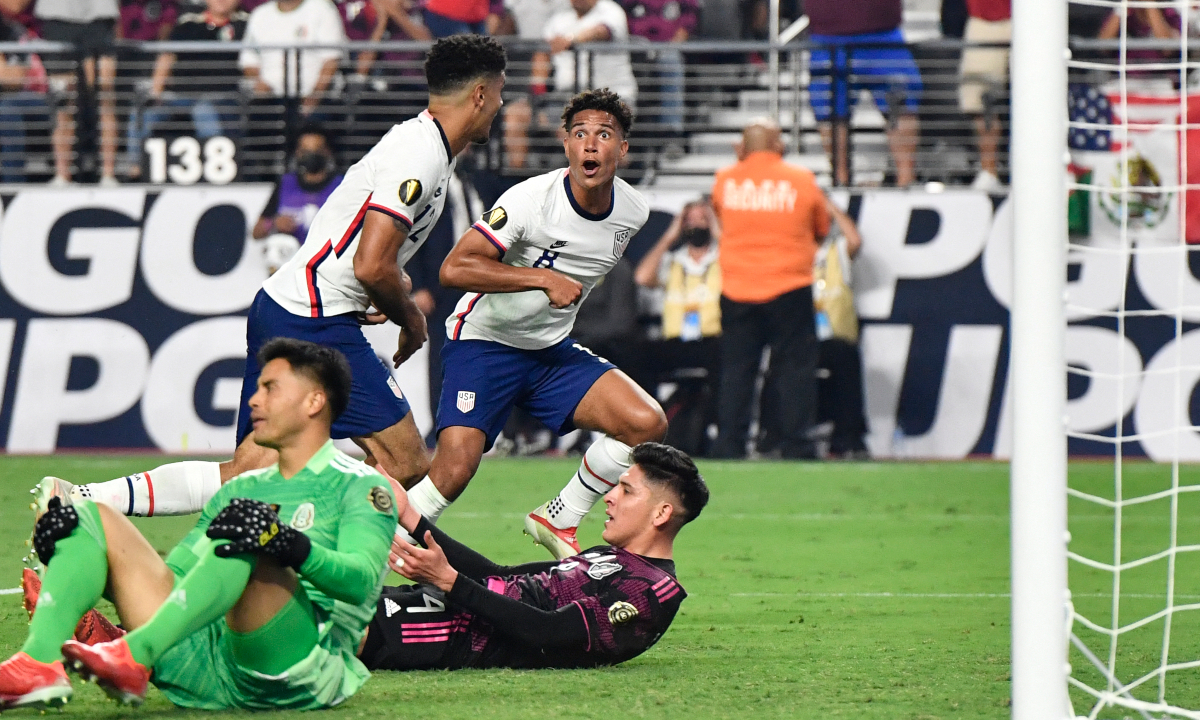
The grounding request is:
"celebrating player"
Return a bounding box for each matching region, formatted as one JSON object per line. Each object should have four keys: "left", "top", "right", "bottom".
{"left": 359, "top": 442, "right": 706, "bottom": 670}
{"left": 0, "top": 339, "right": 398, "bottom": 711}
{"left": 31, "top": 34, "right": 507, "bottom": 520}
{"left": 398, "top": 88, "right": 668, "bottom": 560}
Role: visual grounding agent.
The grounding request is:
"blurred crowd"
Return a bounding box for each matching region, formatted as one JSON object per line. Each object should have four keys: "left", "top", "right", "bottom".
{"left": 0, "top": 0, "right": 1188, "bottom": 186}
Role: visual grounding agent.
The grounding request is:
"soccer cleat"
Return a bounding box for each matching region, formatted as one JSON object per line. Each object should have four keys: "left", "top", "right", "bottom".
{"left": 0, "top": 652, "right": 72, "bottom": 711}
{"left": 524, "top": 503, "right": 581, "bottom": 560}
{"left": 29, "top": 477, "right": 75, "bottom": 521}
{"left": 26, "top": 477, "right": 77, "bottom": 574}
{"left": 21, "top": 568, "right": 125, "bottom": 645}
{"left": 61, "top": 639, "right": 148, "bottom": 706}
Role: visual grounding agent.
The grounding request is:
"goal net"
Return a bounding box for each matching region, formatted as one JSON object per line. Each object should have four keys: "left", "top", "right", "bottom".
{"left": 1061, "top": 0, "right": 1200, "bottom": 717}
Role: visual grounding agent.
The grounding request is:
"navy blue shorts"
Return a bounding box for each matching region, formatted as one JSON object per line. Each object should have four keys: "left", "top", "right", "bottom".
{"left": 436, "top": 337, "right": 616, "bottom": 451}
{"left": 236, "top": 290, "right": 411, "bottom": 443}
{"left": 809, "top": 28, "right": 922, "bottom": 122}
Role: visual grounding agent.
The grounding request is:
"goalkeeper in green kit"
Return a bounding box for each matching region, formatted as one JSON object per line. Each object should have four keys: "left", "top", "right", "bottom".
{"left": 0, "top": 338, "right": 398, "bottom": 711}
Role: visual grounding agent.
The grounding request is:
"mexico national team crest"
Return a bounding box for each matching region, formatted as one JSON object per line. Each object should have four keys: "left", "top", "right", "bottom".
{"left": 613, "top": 229, "right": 631, "bottom": 258}
{"left": 457, "top": 391, "right": 476, "bottom": 413}
{"left": 290, "top": 502, "right": 315, "bottom": 531}
{"left": 399, "top": 179, "right": 423, "bottom": 205}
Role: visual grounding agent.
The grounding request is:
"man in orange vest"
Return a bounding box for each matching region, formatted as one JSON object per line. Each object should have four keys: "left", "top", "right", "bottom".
{"left": 710, "top": 118, "right": 829, "bottom": 459}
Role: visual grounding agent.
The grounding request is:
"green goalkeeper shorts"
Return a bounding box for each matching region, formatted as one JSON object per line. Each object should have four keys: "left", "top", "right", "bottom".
{"left": 150, "top": 593, "right": 371, "bottom": 710}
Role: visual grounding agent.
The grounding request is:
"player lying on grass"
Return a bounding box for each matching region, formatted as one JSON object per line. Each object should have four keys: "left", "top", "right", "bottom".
{"left": 1, "top": 339, "right": 398, "bottom": 711}
{"left": 26, "top": 34, "right": 508, "bottom": 523}
{"left": 358, "top": 442, "right": 706, "bottom": 670}
{"left": 404, "top": 88, "right": 666, "bottom": 560}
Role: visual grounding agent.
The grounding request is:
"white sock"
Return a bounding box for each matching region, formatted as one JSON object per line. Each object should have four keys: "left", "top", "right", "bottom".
{"left": 77, "top": 461, "right": 221, "bottom": 516}
{"left": 547, "top": 437, "right": 632, "bottom": 530}
{"left": 407, "top": 477, "right": 452, "bottom": 524}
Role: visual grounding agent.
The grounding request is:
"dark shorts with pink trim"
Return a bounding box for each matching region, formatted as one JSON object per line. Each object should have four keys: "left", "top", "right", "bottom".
{"left": 436, "top": 337, "right": 615, "bottom": 451}
{"left": 236, "top": 289, "right": 411, "bottom": 443}
{"left": 360, "top": 584, "right": 471, "bottom": 670}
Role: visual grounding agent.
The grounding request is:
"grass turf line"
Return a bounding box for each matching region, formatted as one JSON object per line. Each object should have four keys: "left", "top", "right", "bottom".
{"left": 0, "top": 454, "right": 1119, "bottom": 719}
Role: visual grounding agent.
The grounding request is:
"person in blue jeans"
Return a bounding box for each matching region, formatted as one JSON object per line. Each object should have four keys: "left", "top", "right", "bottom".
{"left": 125, "top": 0, "right": 248, "bottom": 178}
{"left": 805, "top": 0, "right": 922, "bottom": 186}
{"left": 0, "top": 92, "right": 51, "bottom": 182}
{"left": 0, "top": 18, "right": 51, "bottom": 183}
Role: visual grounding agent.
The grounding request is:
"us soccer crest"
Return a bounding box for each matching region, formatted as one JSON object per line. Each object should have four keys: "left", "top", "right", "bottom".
{"left": 613, "top": 229, "right": 632, "bottom": 258}
{"left": 457, "top": 391, "right": 476, "bottom": 413}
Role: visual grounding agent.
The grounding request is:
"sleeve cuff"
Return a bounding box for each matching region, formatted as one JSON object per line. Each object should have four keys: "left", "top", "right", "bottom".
{"left": 370, "top": 204, "right": 412, "bottom": 229}
{"left": 472, "top": 222, "right": 507, "bottom": 255}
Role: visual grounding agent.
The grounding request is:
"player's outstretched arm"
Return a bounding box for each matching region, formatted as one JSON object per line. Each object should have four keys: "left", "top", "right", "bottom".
{"left": 440, "top": 229, "right": 582, "bottom": 309}
{"left": 395, "top": 516, "right": 561, "bottom": 581}
{"left": 395, "top": 532, "right": 589, "bottom": 651}
{"left": 355, "top": 210, "right": 429, "bottom": 366}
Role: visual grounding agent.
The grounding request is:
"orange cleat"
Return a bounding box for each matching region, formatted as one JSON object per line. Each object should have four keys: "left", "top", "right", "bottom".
{"left": 21, "top": 568, "right": 126, "bottom": 645}
{"left": 61, "top": 639, "right": 148, "bottom": 706}
{"left": 0, "top": 652, "right": 72, "bottom": 710}
{"left": 523, "top": 502, "right": 581, "bottom": 560}
{"left": 20, "top": 569, "right": 38, "bottom": 618}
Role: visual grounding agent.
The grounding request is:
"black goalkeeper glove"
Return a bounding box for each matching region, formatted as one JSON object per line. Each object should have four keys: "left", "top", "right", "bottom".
{"left": 34, "top": 497, "right": 78, "bottom": 566}
{"left": 205, "top": 497, "right": 312, "bottom": 570}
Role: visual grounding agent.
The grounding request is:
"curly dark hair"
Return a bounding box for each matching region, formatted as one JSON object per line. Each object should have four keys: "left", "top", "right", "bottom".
{"left": 631, "top": 442, "right": 709, "bottom": 526}
{"left": 561, "top": 88, "right": 634, "bottom": 137}
{"left": 424, "top": 34, "right": 507, "bottom": 96}
{"left": 257, "top": 338, "right": 353, "bottom": 422}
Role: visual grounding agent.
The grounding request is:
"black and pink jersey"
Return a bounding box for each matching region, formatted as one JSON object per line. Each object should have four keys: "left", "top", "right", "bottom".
{"left": 360, "top": 524, "right": 686, "bottom": 672}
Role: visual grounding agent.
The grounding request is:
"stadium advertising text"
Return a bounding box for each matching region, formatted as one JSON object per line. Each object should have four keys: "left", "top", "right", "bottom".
{"left": 0, "top": 187, "right": 1194, "bottom": 458}
{"left": 0, "top": 186, "right": 430, "bottom": 454}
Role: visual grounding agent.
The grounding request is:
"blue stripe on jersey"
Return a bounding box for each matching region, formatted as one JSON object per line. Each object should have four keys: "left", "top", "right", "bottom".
{"left": 471, "top": 222, "right": 506, "bottom": 257}
{"left": 368, "top": 203, "right": 412, "bottom": 229}
{"left": 306, "top": 243, "right": 334, "bottom": 318}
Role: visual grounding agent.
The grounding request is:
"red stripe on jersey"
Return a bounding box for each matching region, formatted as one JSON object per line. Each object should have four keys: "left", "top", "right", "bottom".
{"left": 651, "top": 577, "right": 671, "bottom": 590}
{"left": 369, "top": 203, "right": 412, "bottom": 229}
{"left": 582, "top": 456, "right": 617, "bottom": 487}
{"left": 334, "top": 195, "right": 373, "bottom": 256}
{"left": 401, "top": 634, "right": 450, "bottom": 644}
{"left": 305, "top": 242, "right": 334, "bottom": 318}
{"left": 573, "top": 600, "right": 592, "bottom": 652}
{"left": 401, "top": 628, "right": 454, "bottom": 636}
{"left": 452, "top": 293, "right": 484, "bottom": 340}
{"left": 145, "top": 471, "right": 155, "bottom": 517}
{"left": 658, "top": 585, "right": 681, "bottom": 603}
{"left": 654, "top": 581, "right": 677, "bottom": 599}
{"left": 471, "top": 221, "right": 506, "bottom": 255}
{"left": 402, "top": 620, "right": 457, "bottom": 629}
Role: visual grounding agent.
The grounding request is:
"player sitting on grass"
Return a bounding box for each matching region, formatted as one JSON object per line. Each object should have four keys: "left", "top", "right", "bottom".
{"left": 0, "top": 338, "right": 398, "bottom": 711}
{"left": 408, "top": 88, "right": 667, "bottom": 560}
{"left": 358, "top": 442, "right": 706, "bottom": 670}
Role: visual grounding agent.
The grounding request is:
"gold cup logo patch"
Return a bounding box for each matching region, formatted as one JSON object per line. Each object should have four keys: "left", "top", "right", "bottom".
{"left": 608, "top": 600, "right": 638, "bottom": 625}
{"left": 483, "top": 207, "right": 508, "bottom": 230}
{"left": 399, "top": 179, "right": 423, "bottom": 205}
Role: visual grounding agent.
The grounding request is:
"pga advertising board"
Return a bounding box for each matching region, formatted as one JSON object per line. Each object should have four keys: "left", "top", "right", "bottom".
{"left": 0, "top": 185, "right": 1193, "bottom": 459}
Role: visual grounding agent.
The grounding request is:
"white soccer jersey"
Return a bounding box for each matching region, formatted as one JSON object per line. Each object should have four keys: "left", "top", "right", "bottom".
{"left": 447, "top": 168, "right": 649, "bottom": 350}
{"left": 264, "top": 111, "right": 455, "bottom": 318}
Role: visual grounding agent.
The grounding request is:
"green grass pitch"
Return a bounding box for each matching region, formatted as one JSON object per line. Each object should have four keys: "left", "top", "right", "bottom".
{"left": 0, "top": 455, "right": 1192, "bottom": 718}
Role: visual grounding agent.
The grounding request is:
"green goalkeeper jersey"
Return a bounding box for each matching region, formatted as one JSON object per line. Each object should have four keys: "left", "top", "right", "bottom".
{"left": 165, "top": 441, "right": 397, "bottom": 666}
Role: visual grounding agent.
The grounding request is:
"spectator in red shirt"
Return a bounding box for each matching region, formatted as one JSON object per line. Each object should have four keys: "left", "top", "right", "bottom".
{"left": 423, "top": 0, "right": 487, "bottom": 35}
{"left": 119, "top": 0, "right": 177, "bottom": 40}
{"left": 958, "top": 0, "right": 1010, "bottom": 191}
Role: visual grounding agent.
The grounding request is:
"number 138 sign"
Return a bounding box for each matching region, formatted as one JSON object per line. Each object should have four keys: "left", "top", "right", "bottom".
{"left": 144, "top": 136, "right": 238, "bottom": 185}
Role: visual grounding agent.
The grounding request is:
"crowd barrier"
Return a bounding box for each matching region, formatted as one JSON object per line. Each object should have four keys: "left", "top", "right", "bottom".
{"left": 0, "top": 185, "right": 1193, "bottom": 459}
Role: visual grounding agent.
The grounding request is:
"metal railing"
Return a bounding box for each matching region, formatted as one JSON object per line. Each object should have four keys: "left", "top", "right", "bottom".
{"left": 0, "top": 36, "right": 1028, "bottom": 186}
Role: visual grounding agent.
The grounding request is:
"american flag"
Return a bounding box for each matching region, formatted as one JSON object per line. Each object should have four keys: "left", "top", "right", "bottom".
{"left": 1069, "top": 84, "right": 1113, "bottom": 151}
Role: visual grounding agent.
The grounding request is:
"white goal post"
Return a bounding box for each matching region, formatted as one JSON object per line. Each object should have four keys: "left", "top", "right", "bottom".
{"left": 1010, "top": 0, "right": 1070, "bottom": 718}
